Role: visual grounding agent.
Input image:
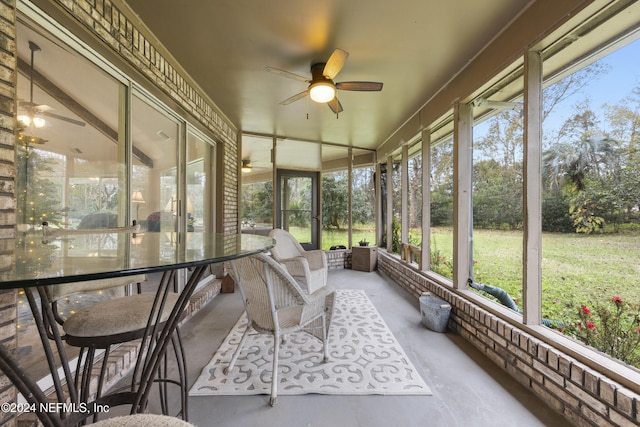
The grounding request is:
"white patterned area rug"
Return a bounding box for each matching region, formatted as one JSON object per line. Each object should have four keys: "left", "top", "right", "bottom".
{"left": 189, "top": 289, "right": 432, "bottom": 397}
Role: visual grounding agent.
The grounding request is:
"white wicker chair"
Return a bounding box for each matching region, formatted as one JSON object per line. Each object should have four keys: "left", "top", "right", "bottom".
{"left": 268, "top": 228, "right": 328, "bottom": 294}
{"left": 229, "top": 253, "right": 334, "bottom": 406}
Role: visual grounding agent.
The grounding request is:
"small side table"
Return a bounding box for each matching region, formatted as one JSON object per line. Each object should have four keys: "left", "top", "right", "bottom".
{"left": 351, "top": 246, "right": 378, "bottom": 272}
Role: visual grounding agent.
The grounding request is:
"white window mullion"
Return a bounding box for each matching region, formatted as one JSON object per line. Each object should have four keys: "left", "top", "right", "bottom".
{"left": 523, "top": 50, "right": 543, "bottom": 325}
{"left": 386, "top": 155, "right": 393, "bottom": 252}
{"left": 401, "top": 145, "right": 409, "bottom": 246}
{"left": 453, "top": 102, "right": 472, "bottom": 290}
{"left": 421, "top": 130, "right": 431, "bottom": 271}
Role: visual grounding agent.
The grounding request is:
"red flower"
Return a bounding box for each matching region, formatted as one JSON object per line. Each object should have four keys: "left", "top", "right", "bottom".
{"left": 581, "top": 305, "right": 591, "bottom": 315}
{"left": 586, "top": 321, "right": 596, "bottom": 330}
{"left": 612, "top": 296, "right": 623, "bottom": 305}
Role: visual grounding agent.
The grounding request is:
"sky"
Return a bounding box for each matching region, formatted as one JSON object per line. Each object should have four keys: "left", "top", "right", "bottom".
{"left": 582, "top": 38, "right": 640, "bottom": 106}
{"left": 544, "top": 36, "right": 640, "bottom": 139}
{"left": 473, "top": 36, "right": 640, "bottom": 147}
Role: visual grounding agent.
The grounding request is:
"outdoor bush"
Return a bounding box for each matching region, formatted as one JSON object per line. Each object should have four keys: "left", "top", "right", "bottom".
{"left": 430, "top": 247, "right": 453, "bottom": 278}
{"left": 542, "top": 191, "right": 573, "bottom": 232}
{"left": 562, "top": 295, "right": 640, "bottom": 368}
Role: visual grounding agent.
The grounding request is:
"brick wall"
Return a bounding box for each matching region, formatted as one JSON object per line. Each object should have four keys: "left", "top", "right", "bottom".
{"left": 326, "top": 248, "right": 349, "bottom": 269}
{"left": 0, "top": 0, "right": 17, "bottom": 425}
{"left": 378, "top": 250, "right": 640, "bottom": 427}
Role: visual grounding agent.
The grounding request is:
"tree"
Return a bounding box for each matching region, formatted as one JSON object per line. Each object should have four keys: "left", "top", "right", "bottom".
{"left": 430, "top": 139, "right": 454, "bottom": 227}
{"left": 543, "top": 135, "right": 616, "bottom": 192}
{"left": 473, "top": 159, "right": 523, "bottom": 229}
{"left": 604, "top": 87, "right": 640, "bottom": 224}
{"left": 322, "top": 173, "right": 348, "bottom": 229}
{"left": 543, "top": 63, "right": 609, "bottom": 146}
{"left": 408, "top": 156, "right": 422, "bottom": 229}
{"left": 16, "top": 143, "right": 63, "bottom": 228}
{"left": 352, "top": 168, "right": 375, "bottom": 225}
{"left": 242, "top": 181, "right": 273, "bottom": 225}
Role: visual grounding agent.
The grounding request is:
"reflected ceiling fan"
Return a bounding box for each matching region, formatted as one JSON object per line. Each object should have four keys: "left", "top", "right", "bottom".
{"left": 265, "top": 48, "right": 383, "bottom": 115}
{"left": 18, "top": 41, "right": 86, "bottom": 128}
{"left": 241, "top": 159, "right": 271, "bottom": 173}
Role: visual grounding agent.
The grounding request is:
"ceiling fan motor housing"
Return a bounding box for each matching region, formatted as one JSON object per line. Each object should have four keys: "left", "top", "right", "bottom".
{"left": 309, "top": 63, "right": 336, "bottom": 103}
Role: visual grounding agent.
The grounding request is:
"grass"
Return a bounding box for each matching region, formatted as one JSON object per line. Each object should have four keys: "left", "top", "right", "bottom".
{"left": 421, "top": 228, "right": 640, "bottom": 321}
{"left": 322, "top": 226, "right": 376, "bottom": 249}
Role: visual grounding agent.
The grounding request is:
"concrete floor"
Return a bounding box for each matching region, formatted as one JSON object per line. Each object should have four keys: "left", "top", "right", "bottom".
{"left": 119, "top": 268, "right": 570, "bottom": 427}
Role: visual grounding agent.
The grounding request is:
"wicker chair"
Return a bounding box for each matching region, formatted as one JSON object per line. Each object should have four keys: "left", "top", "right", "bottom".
{"left": 268, "top": 228, "right": 328, "bottom": 294}
{"left": 229, "top": 253, "right": 334, "bottom": 406}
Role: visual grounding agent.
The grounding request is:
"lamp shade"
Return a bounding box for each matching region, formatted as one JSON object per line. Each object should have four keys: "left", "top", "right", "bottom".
{"left": 131, "top": 191, "right": 145, "bottom": 203}
{"left": 164, "top": 195, "right": 194, "bottom": 213}
{"left": 309, "top": 81, "right": 336, "bottom": 103}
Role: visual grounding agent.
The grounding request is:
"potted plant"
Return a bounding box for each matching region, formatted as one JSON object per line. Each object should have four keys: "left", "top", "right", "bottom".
{"left": 358, "top": 238, "right": 369, "bottom": 246}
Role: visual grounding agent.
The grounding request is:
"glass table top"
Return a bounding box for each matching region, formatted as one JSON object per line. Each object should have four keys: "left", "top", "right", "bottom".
{"left": 2, "top": 231, "right": 274, "bottom": 289}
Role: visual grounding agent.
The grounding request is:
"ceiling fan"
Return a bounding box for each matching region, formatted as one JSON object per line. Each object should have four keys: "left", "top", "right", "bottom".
{"left": 265, "top": 48, "right": 383, "bottom": 115}
{"left": 18, "top": 41, "right": 86, "bottom": 128}
{"left": 241, "top": 159, "right": 272, "bottom": 173}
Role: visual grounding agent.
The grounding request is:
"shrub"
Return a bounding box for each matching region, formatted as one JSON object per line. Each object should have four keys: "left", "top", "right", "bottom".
{"left": 562, "top": 295, "right": 640, "bottom": 368}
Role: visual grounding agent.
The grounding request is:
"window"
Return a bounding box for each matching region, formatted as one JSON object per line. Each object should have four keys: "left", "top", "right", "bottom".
{"left": 429, "top": 136, "right": 454, "bottom": 279}
{"left": 407, "top": 145, "right": 422, "bottom": 250}
{"left": 16, "top": 15, "right": 127, "bottom": 378}
{"left": 351, "top": 165, "right": 376, "bottom": 247}
{"left": 322, "top": 169, "right": 348, "bottom": 249}
{"left": 131, "top": 93, "right": 180, "bottom": 233}
{"left": 241, "top": 135, "right": 274, "bottom": 231}
{"left": 470, "top": 71, "right": 525, "bottom": 313}
{"left": 15, "top": 7, "right": 219, "bottom": 381}
{"left": 541, "top": 36, "right": 640, "bottom": 368}
{"left": 391, "top": 153, "right": 402, "bottom": 254}
{"left": 17, "top": 20, "right": 125, "bottom": 231}
{"left": 186, "top": 130, "right": 215, "bottom": 233}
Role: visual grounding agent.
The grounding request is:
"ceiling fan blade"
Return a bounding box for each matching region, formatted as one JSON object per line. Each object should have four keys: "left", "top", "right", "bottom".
{"left": 327, "top": 97, "right": 343, "bottom": 114}
{"left": 19, "top": 101, "right": 54, "bottom": 112}
{"left": 280, "top": 91, "right": 308, "bottom": 105}
{"left": 323, "top": 49, "right": 349, "bottom": 79}
{"left": 336, "top": 81, "right": 383, "bottom": 91}
{"left": 265, "top": 66, "right": 309, "bottom": 83}
{"left": 33, "top": 104, "right": 55, "bottom": 112}
{"left": 43, "top": 111, "right": 86, "bottom": 127}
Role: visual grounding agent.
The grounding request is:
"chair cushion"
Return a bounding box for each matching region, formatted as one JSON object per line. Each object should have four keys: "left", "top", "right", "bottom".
{"left": 92, "top": 414, "right": 193, "bottom": 427}
{"left": 63, "top": 293, "right": 180, "bottom": 337}
{"left": 49, "top": 274, "right": 148, "bottom": 301}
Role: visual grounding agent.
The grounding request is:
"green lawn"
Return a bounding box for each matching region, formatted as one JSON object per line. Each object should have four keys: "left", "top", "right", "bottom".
{"left": 418, "top": 228, "right": 640, "bottom": 319}
{"left": 318, "top": 226, "right": 640, "bottom": 321}
{"left": 292, "top": 226, "right": 640, "bottom": 313}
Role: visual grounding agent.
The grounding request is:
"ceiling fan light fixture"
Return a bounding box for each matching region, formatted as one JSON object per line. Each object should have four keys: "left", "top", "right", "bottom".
{"left": 18, "top": 114, "right": 31, "bottom": 126}
{"left": 241, "top": 159, "right": 252, "bottom": 173}
{"left": 17, "top": 114, "right": 45, "bottom": 128}
{"left": 309, "top": 81, "right": 336, "bottom": 103}
{"left": 32, "top": 116, "right": 46, "bottom": 128}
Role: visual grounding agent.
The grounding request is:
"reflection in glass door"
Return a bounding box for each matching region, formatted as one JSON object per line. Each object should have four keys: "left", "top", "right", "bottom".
{"left": 276, "top": 170, "right": 319, "bottom": 250}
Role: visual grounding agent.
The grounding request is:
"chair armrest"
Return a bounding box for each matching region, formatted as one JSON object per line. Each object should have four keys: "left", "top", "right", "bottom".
{"left": 302, "top": 250, "right": 327, "bottom": 270}
{"left": 301, "top": 285, "right": 335, "bottom": 324}
{"left": 278, "top": 256, "right": 311, "bottom": 278}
